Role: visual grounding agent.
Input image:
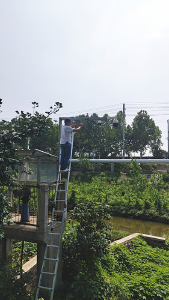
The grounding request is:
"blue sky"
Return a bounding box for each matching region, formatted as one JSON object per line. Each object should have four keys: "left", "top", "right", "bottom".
{"left": 0, "top": 0, "right": 169, "bottom": 151}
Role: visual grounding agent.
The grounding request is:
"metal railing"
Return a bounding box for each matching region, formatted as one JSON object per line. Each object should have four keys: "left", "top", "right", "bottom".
{"left": 11, "top": 184, "right": 38, "bottom": 227}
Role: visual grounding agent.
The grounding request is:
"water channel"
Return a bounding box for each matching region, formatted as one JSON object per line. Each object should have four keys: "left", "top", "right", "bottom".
{"left": 110, "top": 216, "right": 169, "bottom": 238}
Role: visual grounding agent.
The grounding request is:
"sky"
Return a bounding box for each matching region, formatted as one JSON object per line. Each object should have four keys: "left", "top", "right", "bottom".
{"left": 0, "top": 0, "right": 169, "bottom": 151}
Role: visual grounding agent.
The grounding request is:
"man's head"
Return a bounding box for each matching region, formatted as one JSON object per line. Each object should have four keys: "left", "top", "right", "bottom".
{"left": 65, "top": 118, "right": 72, "bottom": 126}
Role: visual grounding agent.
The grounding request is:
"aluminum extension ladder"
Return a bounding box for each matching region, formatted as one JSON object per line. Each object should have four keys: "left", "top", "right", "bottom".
{"left": 35, "top": 133, "right": 75, "bottom": 300}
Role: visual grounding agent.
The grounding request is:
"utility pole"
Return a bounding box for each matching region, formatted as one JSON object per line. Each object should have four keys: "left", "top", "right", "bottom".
{"left": 167, "top": 120, "right": 169, "bottom": 156}
{"left": 122, "top": 103, "right": 126, "bottom": 158}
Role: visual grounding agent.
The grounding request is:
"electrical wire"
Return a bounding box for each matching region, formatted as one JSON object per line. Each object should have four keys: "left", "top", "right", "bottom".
{"left": 56, "top": 101, "right": 169, "bottom": 118}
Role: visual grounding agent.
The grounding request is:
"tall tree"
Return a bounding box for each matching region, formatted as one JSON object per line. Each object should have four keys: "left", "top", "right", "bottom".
{"left": 131, "top": 110, "right": 162, "bottom": 158}
{"left": 125, "top": 124, "right": 133, "bottom": 158}
{"left": 10, "top": 102, "right": 62, "bottom": 153}
{"left": 73, "top": 111, "right": 123, "bottom": 159}
{"left": 73, "top": 113, "right": 100, "bottom": 158}
{"left": 0, "top": 101, "right": 62, "bottom": 237}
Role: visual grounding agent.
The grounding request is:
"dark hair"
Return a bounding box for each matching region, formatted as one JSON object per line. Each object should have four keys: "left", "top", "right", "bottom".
{"left": 65, "top": 118, "right": 71, "bottom": 124}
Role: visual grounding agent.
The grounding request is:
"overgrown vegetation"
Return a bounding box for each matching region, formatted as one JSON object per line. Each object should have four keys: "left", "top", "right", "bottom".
{"left": 1, "top": 96, "right": 169, "bottom": 299}
{"left": 68, "top": 159, "right": 169, "bottom": 223}
{"left": 2, "top": 160, "right": 169, "bottom": 299}
{"left": 0, "top": 263, "right": 34, "bottom": 300}
{"left": 12, "top": 241, "right": 37, "bottom": 266}
{"left": 0, "top": 242, "right": 36, "bottom": 300}
{"left": 55, "top": 202, "right": 169, "bottom": 300}
{"left": 55, "top": 160, "right": 169, "bottom": 299}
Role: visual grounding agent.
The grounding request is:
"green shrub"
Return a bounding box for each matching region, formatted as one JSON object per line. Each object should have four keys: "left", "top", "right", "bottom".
{"left": 0, "top": 260, "right": 34, "bottom": 300}
{"left": 12, "top": 241, "right": 37, "bottom": 265}
{"left": 68, "top": 160, "right": 169, "bottom": 223}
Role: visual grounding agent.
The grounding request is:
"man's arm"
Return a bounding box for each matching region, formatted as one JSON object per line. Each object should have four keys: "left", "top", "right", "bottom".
{"left": 72, "top": 123, "right": 83, "bottom": 132}
{"left": 71, "top": 123, "right": 83, "bottom": 128}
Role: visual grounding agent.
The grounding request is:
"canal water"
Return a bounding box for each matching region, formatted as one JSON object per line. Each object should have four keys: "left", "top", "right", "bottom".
{"left": 110, "top": 216, "right": 169, "bottom": 238}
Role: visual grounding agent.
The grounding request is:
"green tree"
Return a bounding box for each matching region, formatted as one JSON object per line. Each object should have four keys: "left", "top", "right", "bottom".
{"left": 73, "top": 112, "right": 123, "bottom": 159}
{"left": 59, "top": 198, "right": 111, "bottom": 299}
{"left": 125, "top": 124, "right": 133, "bottom": 157}
{"left": 131, "top": 110, "right": 162, "bottom": 158}
{"left": 0, "top": 101, "right": 62, "bottom": 237}
{"left": 73, "top": 113, "right": 100, "bottom": 158}
{"left": 10, "top": 102, "right": 61, "bottom": 153}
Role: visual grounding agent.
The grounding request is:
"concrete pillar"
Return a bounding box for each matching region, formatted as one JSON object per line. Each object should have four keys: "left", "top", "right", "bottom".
{"left": 111, "top": 163, "right": 114, "bottom": 173}
{"left": 38, "top": 184, "right": 49, "bottom": 235}
{"left": 8, "top": 187, "right": 13, "bottom": 206}
{"left": 37, "top": 157, "right": 41, "bottom": 227}
{"left": 37, "top": 184, "right": 49, "bottom": 285}
{"left": 0, "top": 237, "right": 12, "bottom": 265}
{"left": 0, "top": 238, "right": 6, "bottom": 264}
{"left": 37, "top": 242, "right": 46, "bottom": 278}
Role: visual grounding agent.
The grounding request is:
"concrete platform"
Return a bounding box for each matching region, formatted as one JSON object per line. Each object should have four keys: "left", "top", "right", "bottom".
{"left": 4, "top": 222, "right": 48, "bottom": 243}
{"left": 22, "top": 255, "right": 37, "bottom": 273}
{"left": 110, "top": 233, "right": 166, "bottom": 247}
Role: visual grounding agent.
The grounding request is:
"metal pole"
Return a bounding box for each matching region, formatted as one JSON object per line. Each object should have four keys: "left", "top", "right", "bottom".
{"left": 111, "top": 163, "right": 114, "bottom": 173}
{"left": 168, "top": 119, "right": 169, "bottom": 156}
{"left": 123, "top": 103, "right": 125, "bottom": 158}
{"left": 20, "top": 241, "right": 24, "bottom": 278}
{"left": 71, "top": 158, "right": 169, "bottom": 163}
{"left": 58, "top": 118, "right": 62, "bottom": 169}
{"left": 37, "top": 157, "right": 41, "bottom": 227}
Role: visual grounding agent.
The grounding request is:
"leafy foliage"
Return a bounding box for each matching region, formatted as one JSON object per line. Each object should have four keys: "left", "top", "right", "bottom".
{"left": 0, "top": 187, "right": 11, "bottom": 238}
{"left": 10, "top": 102, "right": 61, "bottom": 153}
{"left": 68, "top": 160, "right": 169, "bottom": 223}
{"left": 0, "top": 255, "right": 34, "bottom": 300}
{"left": 0, "top": 101, "right": 62, "bottom": 237}
{"left": 109, "top": 237, "right": 169, "bottom": 299}
{"left": 73, "top": 112, "right": 124, "bottom": 159}
{"left": 12, "top": 241, "right": 37, "bottom": 265}
{"left": 131, "top": 110, "right": 162, "bottom": 158}
{"left": 57, "top": 216, "right": 169, "bottom": 299}
{"left": 0, "top": 240, "right": 36, "bottom": 299}
{"left": 57, "top": 198, "right": 112, "bottom": 299}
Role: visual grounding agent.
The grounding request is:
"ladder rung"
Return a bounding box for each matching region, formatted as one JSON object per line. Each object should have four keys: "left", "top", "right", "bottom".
{"left": 36, "top": 138, "right": 73, "bottom": 300}
{"left": 41, "top": 271, "right": 55, "bottom": 275}
{"left": 44, "top": 258, "right": 58, "bottom": 261}
{"left": 56, "top": 200, "right": 66, "bottom": 201}
{"left": 51, "top": 221, "right": 62, "bottom": 224}
{"left": 38, "top": 285, "right": 53, "bottom": 291}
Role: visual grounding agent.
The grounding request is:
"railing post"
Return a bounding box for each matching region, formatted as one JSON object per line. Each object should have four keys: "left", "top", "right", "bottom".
{"left": 0, "top": 237, "right": 12, "bottom": 266}
{"left": 38, "top": 184, "right": 49, "bottom": 235}
{"left": 111, "top": 163, "right": 114, "bottom": 173}
{"left": 37, "top": 184, "right": 49, "bottom": 281}
{"left": 8, "top": 187, "right": 13, "bottom": 207}
{"left": 37, "top": 157, "right": 41, "bottom": 227}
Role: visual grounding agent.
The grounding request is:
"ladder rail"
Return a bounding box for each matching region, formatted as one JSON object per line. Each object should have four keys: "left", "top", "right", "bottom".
{"left": 35, "top": 209, "right": 66, "bottom": 300}
{"left": 50, "top": 209, "right": 66, "bottom": 300}
{"left": 35, "top": 208, "right": 55, "bottom": 300}
{"left": 54, "top": 132, "right": 75, "bottom": 204}
{"left": 35, "top": 131, "right": 75, "bottom": 300}
{"left": 63, "top": 132, "right": 75, "bottom": 208}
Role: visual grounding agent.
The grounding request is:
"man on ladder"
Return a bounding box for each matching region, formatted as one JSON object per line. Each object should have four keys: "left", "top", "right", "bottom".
{"left": 60, "top": 118, "right": 83, "bottom": 171}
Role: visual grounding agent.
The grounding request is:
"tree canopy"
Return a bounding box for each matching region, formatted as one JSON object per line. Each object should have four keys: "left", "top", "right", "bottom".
{"left": 72, "top": 110, "right": 163, "bottom": 159}
{"left": 0, "top": 101, "right": 62, "bottom": 237}
{"left": 130, "top": 110, "right": 162, "bottom": 158}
